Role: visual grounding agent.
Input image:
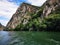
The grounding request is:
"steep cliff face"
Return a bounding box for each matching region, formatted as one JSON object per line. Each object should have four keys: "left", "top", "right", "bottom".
{"left": 7, "top": 3, "right": 40, "bottom": 29}
{"left": 6, "top": 0, "right": 60, "bottom": 31}
{"left": 14, "top": 0, "right": 60, "bottom": 31}
{"left": 42, "top": 0, "right": 60, "bottom": 18}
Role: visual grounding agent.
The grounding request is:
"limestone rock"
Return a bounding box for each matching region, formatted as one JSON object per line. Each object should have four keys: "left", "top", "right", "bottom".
{"left": 42, "top": 0, "right": 60, "bottom": 18}
{"left": 7, "top": 3, "right": 40, "bottom": 29}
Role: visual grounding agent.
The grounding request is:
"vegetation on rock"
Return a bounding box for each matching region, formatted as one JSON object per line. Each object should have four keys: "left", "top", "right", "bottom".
{"left": 7, "top": 0, "right": 60, "bottom": 31}
{"left": 14, "top": 7, "right": 60, "bottom": 31}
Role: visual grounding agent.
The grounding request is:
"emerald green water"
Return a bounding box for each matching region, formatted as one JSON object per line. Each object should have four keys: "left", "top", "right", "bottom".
{"left": 0, "top": 31, "right": 60, "bottom": 45}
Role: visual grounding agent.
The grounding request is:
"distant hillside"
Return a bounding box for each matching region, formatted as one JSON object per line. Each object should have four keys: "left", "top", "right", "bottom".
{"left": 0, "top": 23, "right": 5, "bottom": 30}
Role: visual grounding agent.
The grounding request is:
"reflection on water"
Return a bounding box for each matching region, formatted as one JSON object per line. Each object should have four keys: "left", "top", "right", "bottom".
{"left": 0, "top": 31, "right": 60, "bottom": 45}
{"left": 0, "top": 31, "right": 11, "bottom": 45}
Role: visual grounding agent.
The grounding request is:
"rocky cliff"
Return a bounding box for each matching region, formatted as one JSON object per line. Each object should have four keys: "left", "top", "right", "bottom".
{"left": 0, "top": 23, "right": 5, "bottom": 30}
{"left": 7, "top": 0, "right": 60, "bottom": 31}
{"left": 7, "top": 3, "right": 40, "bottom": 29}
{"left": 42, "top": 0, "right": 60, "bottom": 18}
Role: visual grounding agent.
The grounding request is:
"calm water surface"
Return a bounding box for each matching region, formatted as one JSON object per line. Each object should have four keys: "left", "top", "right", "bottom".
{"left": 0, "top": 31, "right": 60, "bottom": 45}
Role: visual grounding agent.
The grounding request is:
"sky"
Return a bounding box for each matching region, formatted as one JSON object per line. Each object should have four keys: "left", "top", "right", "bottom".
{"left": 0, "top": 0, "right": 46, "bottom": 26}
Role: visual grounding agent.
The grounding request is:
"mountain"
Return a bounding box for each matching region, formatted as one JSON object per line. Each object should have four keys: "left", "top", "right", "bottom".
{"left": 0, "top": 23, "right": 5, "bottom": 30}
{"left": 7, "top": 0, "right": 60, "bottom": 31}
{"left": 6, "top": 3, "right": 40, "bottom": 30}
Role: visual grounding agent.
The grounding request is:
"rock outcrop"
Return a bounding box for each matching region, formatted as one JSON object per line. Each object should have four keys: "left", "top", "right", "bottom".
{"left": 7, "top": 3, "right": 40, "bottom": 29}
{"left": 42, "top": 0, "right": 60, "bottom": 18}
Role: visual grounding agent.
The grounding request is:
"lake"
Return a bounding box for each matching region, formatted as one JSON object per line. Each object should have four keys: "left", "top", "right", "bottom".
{"left": 0, "top": 31, "right": 60, "bottom": 45}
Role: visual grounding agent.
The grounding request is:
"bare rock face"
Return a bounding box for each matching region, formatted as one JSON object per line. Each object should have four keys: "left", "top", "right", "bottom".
{"left": 42, "top": 0, "right": 60, "bottom": 18}
{"left": 7, "top": 3, "right": 40, "bottom": 29}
